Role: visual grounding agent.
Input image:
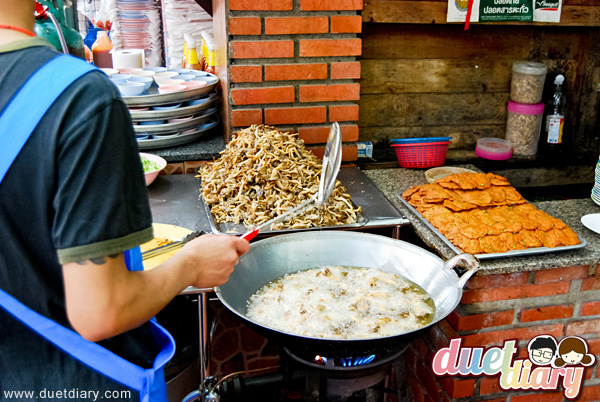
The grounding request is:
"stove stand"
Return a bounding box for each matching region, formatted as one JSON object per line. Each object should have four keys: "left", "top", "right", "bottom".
{"left": 200, "top": 346, "right": 407, "bottom": 402}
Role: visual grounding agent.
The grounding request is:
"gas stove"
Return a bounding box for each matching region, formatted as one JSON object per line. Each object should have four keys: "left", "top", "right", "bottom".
{"left": 198, "top": 346, "right": 407, "bottom": 402}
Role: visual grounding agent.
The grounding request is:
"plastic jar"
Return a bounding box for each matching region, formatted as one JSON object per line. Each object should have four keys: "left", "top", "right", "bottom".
{"left": 510, "top": 61, "right": 547, "bottom": 104}
{"left": 505, "top": 101, "right": 545, "bottom": 156}
{"left": 476, "top": 138, "right": 513, "bottom": 160}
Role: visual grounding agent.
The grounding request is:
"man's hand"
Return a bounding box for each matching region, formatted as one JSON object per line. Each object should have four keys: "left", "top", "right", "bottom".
{"left": 62, "top": 234, "right": 249, "bottom": 342}
{"left": 175, "top": 234, "right": 250, "bottom": 288}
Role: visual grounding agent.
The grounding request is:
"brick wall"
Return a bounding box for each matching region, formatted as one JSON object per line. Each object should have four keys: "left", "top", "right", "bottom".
{"left": 406, "top": 264, "right": 600, "bottom": 402}
{"left": 214, "top": 0, "right": 363, "bottom": 161}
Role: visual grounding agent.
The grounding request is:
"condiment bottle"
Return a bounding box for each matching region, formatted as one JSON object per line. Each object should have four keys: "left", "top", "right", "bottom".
{"left": 92, "top": 31, "right": 113, "bottom": 68}
{"left": 185, "top": 37, "right": 202, "bottom": 71}
{"left": 546, "top": 74, "right": 565, "bottom": 146}
{"left": 182, "top": 34, "right": 190, "bottom": 69}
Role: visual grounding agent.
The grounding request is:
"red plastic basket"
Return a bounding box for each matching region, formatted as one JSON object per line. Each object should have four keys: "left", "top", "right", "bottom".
{"left": 391, "top": 141, "right": 450, "bottom": 168}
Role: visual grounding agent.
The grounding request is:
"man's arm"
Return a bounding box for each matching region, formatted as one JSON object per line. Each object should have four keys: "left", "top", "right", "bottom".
{"left": 62, "top": 234, "right": 249, "bottom": 342}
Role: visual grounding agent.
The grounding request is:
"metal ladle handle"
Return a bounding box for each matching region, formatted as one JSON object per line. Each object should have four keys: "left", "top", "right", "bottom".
{"left": 241, "top": 123, "right": 342, "bottom": 241}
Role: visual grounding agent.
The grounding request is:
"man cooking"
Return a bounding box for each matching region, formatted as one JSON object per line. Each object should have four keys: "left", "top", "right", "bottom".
{"left": 0, "top": 1, "right": 249, "bottom": 400}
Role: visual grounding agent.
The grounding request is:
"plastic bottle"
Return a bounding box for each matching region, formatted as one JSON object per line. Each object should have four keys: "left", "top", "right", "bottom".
{"left": 92, "top": 31, "right": 113, "bottom": 68}
{"left": 185, "top": 37, "right": 202, "bottom": 71}
{"left": 182, "top": 34, "right": 191, "bottom": 69}
{"left": 546, "top": 74, "right": 565, "bottom": 145}
{"left": 201, "top": 30, "right": 215, "bottom": 74}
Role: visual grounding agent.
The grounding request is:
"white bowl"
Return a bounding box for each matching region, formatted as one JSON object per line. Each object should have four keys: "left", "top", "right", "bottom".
{"left": 425, "top": 167, "right": 477, "bottom": 184}
{"left": 127, "top": 76, "right": 153, "bottom": 92}
{"left": 130, "top": 70, "right": 155, "bottom": 77}
{"left": 157, "top": 79, "right": 185, "bottom": 87}
{"left": 140, "top": 153, "right": 167, "bottom": 186}
{"left": 117, "top": 81, "right": 145, "bottom": 96}
{"left": 99, "top": 68, "right": 119, "bottom": 77}
{"left": 153, "top": 71, "right": 179, "bottom": 83}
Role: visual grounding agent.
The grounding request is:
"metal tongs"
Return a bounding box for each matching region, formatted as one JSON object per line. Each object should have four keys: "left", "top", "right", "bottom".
{"left": 241, "top": 122, "right": 342, "bottom": 241}
{"left": 142, "top": 231, "right": 204, "bottom": 260}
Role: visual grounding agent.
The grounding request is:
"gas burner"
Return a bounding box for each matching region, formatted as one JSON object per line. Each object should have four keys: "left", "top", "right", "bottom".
{"left": 283, "top": 346, "right": 405, "bottom": 374}
{"left": 313, "top": 354, "right": 377, "bottom": 367}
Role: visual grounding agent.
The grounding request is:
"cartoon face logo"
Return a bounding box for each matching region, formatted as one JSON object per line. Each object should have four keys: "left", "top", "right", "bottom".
{"left": 553, "top": 336, "right": 596, "bottom": 368}
{"left": 527, "top": 335, "right": 557, "bottom": 366}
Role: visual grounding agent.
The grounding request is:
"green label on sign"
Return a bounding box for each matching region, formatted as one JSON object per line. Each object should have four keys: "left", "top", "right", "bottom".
{"left": 479, "top": 0, "right": 533, "bottom": 21}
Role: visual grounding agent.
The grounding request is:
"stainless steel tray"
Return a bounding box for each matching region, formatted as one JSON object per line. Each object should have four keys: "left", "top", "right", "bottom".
{"left": 137, "top": 118, "right": 219, "bottom": 150}
{"left": 122, "top": 73, "right": 219, "bottom": 107}
{"left": 202, "top": 192, "right": 368, "bottom": 236}
{"left": 397, "top": 194, "right": 587, "bottom": 259}
{"left": 134, "top": 108, "right": 216, "bottom": 134}
{"left": 129, "top": 93, "right": 219, "bottom": 121}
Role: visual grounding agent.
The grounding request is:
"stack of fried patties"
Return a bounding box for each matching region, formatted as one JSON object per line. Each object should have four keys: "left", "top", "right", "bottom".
{"left": 402, "top": 173, "right": 580, "bottom": 254}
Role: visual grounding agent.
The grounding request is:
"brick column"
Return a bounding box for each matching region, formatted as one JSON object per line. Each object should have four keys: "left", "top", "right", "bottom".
{"left": 213, "top": 0, "right": 363, "bottom": 161}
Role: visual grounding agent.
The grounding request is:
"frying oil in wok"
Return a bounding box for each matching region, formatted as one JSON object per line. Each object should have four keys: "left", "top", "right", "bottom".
{"left": 246, "top": 266, "right": 435, "bottom": 340}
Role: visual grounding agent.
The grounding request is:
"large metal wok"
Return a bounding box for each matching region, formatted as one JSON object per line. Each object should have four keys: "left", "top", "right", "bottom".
{"left": 216, "top": 231, "right": 479, "bottom": 357}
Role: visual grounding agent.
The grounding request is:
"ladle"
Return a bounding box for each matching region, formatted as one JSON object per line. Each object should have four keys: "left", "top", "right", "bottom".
{"left": 241, "top": 122, "right": 342, "bottom": 241}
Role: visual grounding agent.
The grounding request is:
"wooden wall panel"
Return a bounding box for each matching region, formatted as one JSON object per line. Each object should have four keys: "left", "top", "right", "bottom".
{"left": 358, "top": 21, "right": 599, "bottom": 162}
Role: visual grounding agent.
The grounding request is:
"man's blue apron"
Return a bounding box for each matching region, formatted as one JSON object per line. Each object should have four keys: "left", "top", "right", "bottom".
{"left": 0, "top": 55, "right": 175, "bottom": 402}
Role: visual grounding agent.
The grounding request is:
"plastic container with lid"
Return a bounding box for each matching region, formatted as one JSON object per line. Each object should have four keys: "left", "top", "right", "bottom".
{"left": 475, "top": 138, "right": 513, "bottom": 160}
{"left": 510, "top": 61, "right": 547, "bottom": 104}
{"left": 505, "top": 101, "right": 545, "bottom": 156}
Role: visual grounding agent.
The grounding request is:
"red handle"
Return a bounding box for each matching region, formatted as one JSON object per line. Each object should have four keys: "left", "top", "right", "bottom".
{"left": 241, "top": 228, "right": 259, "bottom": 241}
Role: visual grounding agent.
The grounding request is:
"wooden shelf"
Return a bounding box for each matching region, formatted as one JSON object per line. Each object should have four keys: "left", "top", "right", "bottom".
{"left": 362, "top": 0, "right": 600, "bottom": 26}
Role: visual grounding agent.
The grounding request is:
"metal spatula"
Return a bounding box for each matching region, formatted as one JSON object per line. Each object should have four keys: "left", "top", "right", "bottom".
{"left": 241, "top": 122, "right": 342, "bottom": 241}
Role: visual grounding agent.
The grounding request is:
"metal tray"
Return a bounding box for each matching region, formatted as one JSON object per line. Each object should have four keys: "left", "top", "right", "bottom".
{"left": 122, "top": 73, "right": 219, "bottom": 107}
{"left": 133, "top": 108, "right": 216, "bottom": 134}
{"left": 137, "top": 118, "right": 219, "bottom": 150}
{"left": 397, "top": 194, "right": 587, "bottom": 260}
{"left": 202, "top": 194, "right": 368, "bottom": 236}
{"left": 129, "top": 93, "right": 219, "bottom": 121}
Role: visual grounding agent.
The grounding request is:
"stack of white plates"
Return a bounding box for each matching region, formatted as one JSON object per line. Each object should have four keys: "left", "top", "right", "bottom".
{"left": 110, "top": 0, "right": 163, "bottom": 67}
{"left": 592, "top": 158, "right": 600, "bottom": 206}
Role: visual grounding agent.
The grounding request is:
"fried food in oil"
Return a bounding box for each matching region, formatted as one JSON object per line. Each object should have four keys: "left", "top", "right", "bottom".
{"left": 200, "top": 125, "right": 361, "bottom": 230}
{"left": 402, "top": 172, "right": 580, "bottom": 254}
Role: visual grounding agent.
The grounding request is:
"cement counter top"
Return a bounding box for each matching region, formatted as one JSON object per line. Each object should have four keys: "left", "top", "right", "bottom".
{"left": 363, "top": 166, "right": 600, "bottom": 275}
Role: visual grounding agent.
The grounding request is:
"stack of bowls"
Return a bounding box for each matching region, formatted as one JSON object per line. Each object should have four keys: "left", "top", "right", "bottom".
{"left": 592, "top": 159, "right": 600, "bottom": 206}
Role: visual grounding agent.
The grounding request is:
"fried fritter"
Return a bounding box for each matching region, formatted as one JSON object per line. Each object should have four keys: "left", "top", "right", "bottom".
{"left": 402, "top": 172, "right": 580, "bottom": 254}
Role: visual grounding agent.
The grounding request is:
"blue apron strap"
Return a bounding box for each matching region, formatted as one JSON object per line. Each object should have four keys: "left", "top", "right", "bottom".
{"left": 0, "top": 287, "right": 175, "bottom": 402}
{"left": 0, "top": 55, "right": 95, "bottom": 183}
{"left": 0, "top": 55, "right": 175, "bottom": 401}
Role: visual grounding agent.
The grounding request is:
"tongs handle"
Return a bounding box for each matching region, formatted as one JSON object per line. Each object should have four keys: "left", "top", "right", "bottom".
{"left": 241, "top": 195, "right": 317, "bottom": 241}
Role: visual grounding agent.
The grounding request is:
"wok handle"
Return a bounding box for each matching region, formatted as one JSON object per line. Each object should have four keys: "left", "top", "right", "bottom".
{"left": 444, "top": 253, "right": 480, "bottom": 288}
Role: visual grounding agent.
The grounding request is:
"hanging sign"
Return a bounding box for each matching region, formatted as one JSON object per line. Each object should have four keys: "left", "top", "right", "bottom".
{"left": 479, "top": 0, "right": 533, "bottom": 21}
{"left": 447, "top": 0, "right": 561, "bottom": 24}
